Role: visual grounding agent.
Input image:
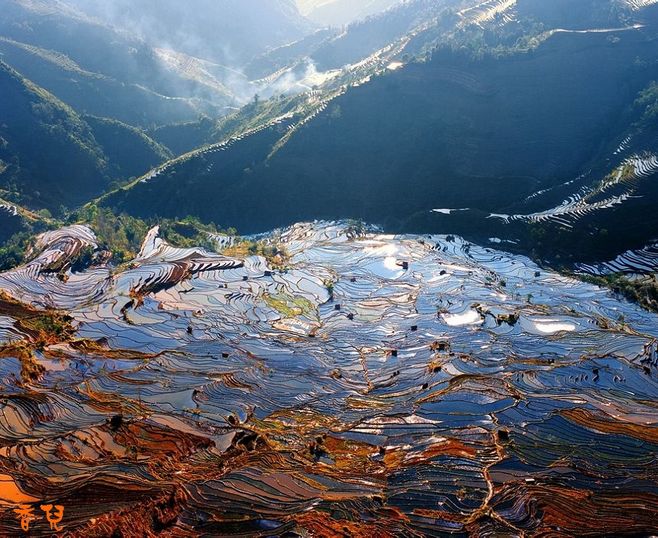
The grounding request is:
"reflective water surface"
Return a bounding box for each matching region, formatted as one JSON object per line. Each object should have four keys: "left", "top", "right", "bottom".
{"left": 0, "top": 222, "right": 657, "bottom": 536}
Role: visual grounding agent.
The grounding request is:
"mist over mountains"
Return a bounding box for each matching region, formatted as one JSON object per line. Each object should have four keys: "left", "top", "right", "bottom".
{"left": 63, "top": 0, "right": 311, "bottom": 65}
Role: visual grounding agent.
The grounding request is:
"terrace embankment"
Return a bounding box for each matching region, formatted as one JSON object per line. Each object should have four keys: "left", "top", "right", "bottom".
{"left": 0, "top": 222, "right": 657, "bottom": 536}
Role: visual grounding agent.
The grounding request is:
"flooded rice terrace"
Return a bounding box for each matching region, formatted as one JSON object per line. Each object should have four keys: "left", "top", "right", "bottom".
{"left": 0, "top": 222, "right": 657, "bottom": 536}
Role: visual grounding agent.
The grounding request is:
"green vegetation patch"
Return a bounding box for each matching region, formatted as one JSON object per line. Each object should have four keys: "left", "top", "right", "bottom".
{"left": 636, "top": 81, "right": 658, "bottom": 126}
{"left": 263, "top": 292, "right": 315, "bottom": 318}
{"left": 17, "top": 312, "right": 75, "bottom": 344}
{"left": 579, "top": 273, "right": 658, "bottom": 313}
{"left": 159, "top": 216, "right": 233, "bottom": 252}
{"left": 222, "top": 240, "right": 290, "bottom": 269}
{"left": 74, "top": 206, "right": 235, "bottom": 264}
{"left": 74, "top": 205, "right": 150, "bottom": 264}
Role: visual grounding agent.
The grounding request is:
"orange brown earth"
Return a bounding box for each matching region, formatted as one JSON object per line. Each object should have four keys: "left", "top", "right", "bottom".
{"left": 0, "top": 222, "right": 657, "bottom": 536}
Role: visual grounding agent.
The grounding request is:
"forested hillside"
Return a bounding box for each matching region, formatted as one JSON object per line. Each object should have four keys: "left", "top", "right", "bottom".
{"left": 0, "top": 61, "right": 109, "bottom": 210}
{"left": 103, "top": 12, "right": 658, "bottom": 263}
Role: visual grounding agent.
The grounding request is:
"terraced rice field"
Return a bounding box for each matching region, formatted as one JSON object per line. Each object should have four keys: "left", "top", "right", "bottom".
{"left": 458, "top": 0, "right": 517, "bottom": 27}
{"left": 490, "top": 153, "right": 658, "bottom": 230}
{"left": 626, "top": 0, "right": 658, "bottom": 9}
{"left": 578, "top": 241, "right": 658, "bottom": 275}
{"left": 0, "top": 222, "right": 657, "bottom": 536}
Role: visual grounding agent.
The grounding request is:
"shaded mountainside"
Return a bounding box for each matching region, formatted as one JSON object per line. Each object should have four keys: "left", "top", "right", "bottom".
{"left": 148, "top": 118, "right": 217, "bottom": 157}
{"left": 0, "top": 61, "right": 173, "bottom": 212}
{"left": 248, "top": 0, "right": 637, "bottom": 82}
{"left": 0, "top": 35, "right": 223, "bottom": 127}
{"left": 245, "top": 0, "right": 458, "bottom": 83}
{"left": 103, "top": 15, "right": 658, "bottom": 265}
{"left": 0, "top": 60, "right": 109, "bottom": 210}
{"left": 83, "top": 116, "right": 173, "bottom": 183}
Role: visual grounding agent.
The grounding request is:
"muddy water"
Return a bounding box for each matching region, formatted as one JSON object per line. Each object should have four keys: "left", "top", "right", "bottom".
{"left": 0, "top": 222, "right": 656, "bottom": 536}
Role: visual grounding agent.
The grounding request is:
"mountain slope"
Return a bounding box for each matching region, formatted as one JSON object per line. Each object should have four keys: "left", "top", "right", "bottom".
{"left": 83, "top": 116, "right": 173, "bottom": 182}
{"left": 249, "top": 0, "right": 638, "bottom": 85}
{"left": 0, "top": 60, "right": 109, "bottom": 210}
{"left": 102, "top": 12, "right": 658, "bottom": 265}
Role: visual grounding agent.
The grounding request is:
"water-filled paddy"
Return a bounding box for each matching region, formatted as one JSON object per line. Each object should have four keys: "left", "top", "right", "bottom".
{"left": 0, "top": 222, "right": 657, "bottom": 536}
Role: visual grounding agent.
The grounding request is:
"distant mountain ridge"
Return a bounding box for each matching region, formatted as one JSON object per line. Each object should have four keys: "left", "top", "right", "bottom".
{"left": 0, "top": 0, "right": 241, "bottom": 125}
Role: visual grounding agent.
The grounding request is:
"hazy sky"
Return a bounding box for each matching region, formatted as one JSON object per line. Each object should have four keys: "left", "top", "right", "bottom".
{"left": 297, "top": 0, "right": 403, "bottom": 26}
